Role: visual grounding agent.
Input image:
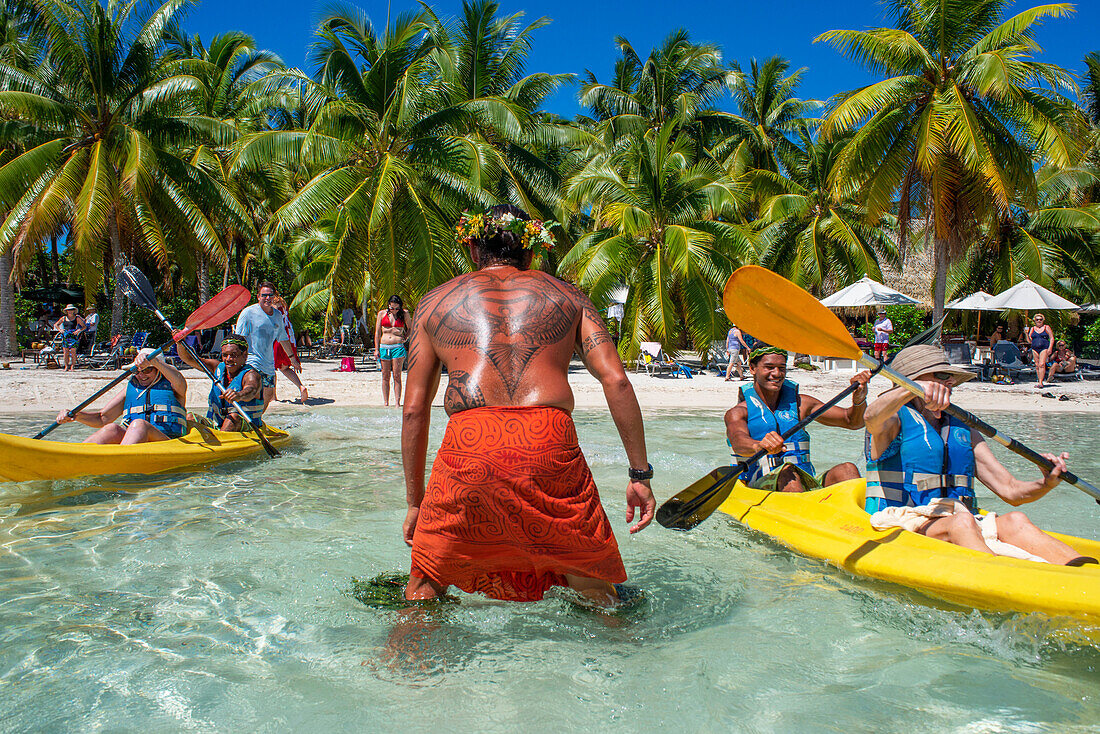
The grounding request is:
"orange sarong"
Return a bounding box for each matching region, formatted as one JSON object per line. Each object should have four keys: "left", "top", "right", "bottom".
{"left": 409, "top": 406, "right": 626, "bottom": 601}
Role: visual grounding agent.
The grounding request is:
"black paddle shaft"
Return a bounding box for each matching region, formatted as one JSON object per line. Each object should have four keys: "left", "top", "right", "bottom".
{"left": 657, "top": 362, "right": 884, "bottom": 529}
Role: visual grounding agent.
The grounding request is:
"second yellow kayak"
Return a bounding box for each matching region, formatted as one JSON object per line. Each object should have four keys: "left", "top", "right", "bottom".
{"left": 715, "top": 474, "right": 1100, "bottom": 622}
{"left": 0, "top": 424, "right": 291, "bottom": 482}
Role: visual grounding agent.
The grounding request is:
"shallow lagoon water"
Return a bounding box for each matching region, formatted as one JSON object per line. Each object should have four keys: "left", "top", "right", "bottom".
{"left": 1, "top": 407, "right": 1099, "bottom": 732}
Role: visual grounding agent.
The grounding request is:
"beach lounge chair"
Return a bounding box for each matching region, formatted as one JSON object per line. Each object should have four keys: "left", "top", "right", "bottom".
{"left": 88, "top": 334, "right": 126, "bottom": 370}
{"left": 992, "top": 342, "right": 1035, "bottom": 383}
{"left": 635, "top": 342, "right": 672, "bottom": 375}
{"left": 706, "top": 340, "right": 730, "bottom": 374}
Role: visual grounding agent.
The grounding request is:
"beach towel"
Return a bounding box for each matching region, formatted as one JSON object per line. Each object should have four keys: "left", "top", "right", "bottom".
{"left": 410, "top": 405, "right": 627, "bottom": 601}
{"left": 869, "top": 499, "right": 1047, "bottom": 563}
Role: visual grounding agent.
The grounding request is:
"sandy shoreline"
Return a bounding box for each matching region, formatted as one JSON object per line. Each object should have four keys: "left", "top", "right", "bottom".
{"left": 1, "top": 356, "right": 1100, "bottom": 417}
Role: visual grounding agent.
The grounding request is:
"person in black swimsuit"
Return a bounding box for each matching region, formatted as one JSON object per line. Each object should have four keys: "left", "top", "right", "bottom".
{"left": 52, "top": 305, "right": 86, "bottom": 371}
{"left": 1026, "top": 313, "right": 1054, "bottom": 388}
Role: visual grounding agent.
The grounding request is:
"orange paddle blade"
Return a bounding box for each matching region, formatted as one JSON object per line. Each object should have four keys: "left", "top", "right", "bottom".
{"left": 723, "top": 266, "right": 862, "bottom": 360}
{"left": 177, "top": 285, "right": 251, "bottom": 339}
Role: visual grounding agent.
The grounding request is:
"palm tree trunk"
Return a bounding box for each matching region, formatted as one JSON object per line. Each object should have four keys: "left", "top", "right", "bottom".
{"left": 932, "top": 235, "right": 948, "bottom": 324}
{"left": 50, "top": 233, "right": 60, "bottom": 286}
{"left": 108, "top": 205, "right": 125, "bottom": 335}
{"left": 197, "top": 254, "right": 210, "bottom": 303}
{"left": 0, "top": 250, "right": 16, "bottom": 357}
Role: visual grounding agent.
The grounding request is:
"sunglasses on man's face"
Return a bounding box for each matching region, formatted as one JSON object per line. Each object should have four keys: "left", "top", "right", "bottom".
{"left": 259, "top": 292, "right": 275, "bottom": 298}
{"left": 930, "top": 371, "right": 955, "bottom": 382}
{"left": 138, "top": 366, "right": 157, "bottom": 375}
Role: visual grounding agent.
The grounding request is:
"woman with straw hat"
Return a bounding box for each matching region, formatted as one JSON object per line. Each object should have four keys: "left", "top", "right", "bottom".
{"left": 864, "top": 345, "right": 1095, "bottom": 565}
{"left": 52, "top": 304, "right": 86, "bottom": 371}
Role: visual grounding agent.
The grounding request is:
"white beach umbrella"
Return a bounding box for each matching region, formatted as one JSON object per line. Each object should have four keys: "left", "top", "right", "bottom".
{"left": 945, "top": 290, "right": 993, "bottom": 310}
{"left": 1077, "top": 303, "right": 1100, "bottom": 313}
{"left": 982, "top": 279, "right": 1078, "bottom": 311}
{"left": 945, "top": 290, "right": 994, "bottom": 339}
{"left": 819, "top": 276, "right": 921, "bottom": 308}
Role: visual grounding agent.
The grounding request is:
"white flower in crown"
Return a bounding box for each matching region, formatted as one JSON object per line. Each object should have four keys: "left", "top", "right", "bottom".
{"left": 498, "top": 213, "right": 515, "bottom": 225}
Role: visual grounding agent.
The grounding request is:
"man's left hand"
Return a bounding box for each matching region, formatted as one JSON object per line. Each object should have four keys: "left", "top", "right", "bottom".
{"left": 626, "top": 479, "right": 655, "bottom": 534}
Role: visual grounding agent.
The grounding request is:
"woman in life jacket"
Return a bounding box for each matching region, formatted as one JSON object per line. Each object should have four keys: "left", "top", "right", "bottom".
{"left": 864, "top": 345, "right": 1096, "bottom": 565}
{"left": 54, "top": 348, "right": 188, "bottom": 443}
{"left": 374, "top": 294, "right": 410, "bottom": 407}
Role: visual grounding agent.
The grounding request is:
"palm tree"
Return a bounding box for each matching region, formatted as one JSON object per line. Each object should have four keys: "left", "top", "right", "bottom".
{"left": 0, "top": 0, "right": 42, "bottom": 355}
{"left": 716, "top": 56, "right": 820, "bottom": 176}
{"left": 816, "top": 0, "right": 1086, "bottom": 319}
{"left": 560, "top": 121, "right": 755, "bottom": 357}
{"left": 164, "top": 27, "right": 288, "bottom": 299}
{"left": 579, "top": 29, "right": 738, "bottom": 151}
{"left": 948, "top": 165, "right": 1100, "bottom": 301}
{"left": 754, "top": 127, "right": 898, "bottom": 293}
{"left": 0, "top": 0, "right": 254, "bottom": 334}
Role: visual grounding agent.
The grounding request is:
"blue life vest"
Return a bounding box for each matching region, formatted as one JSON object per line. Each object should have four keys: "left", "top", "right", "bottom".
{"left": 897, "top": 405, "right": 976, "bottom": 509}
{"left": 121, "top": 375, "right": 186, "bottom": 438}
{"left": 208, "top": 362, "right": 263, "bottom": 427}
{"left": 864, "top": 431, "right": 908, "bottom": 513}
{"left": 733, "top": 380, "right": 814, "bottom": 483}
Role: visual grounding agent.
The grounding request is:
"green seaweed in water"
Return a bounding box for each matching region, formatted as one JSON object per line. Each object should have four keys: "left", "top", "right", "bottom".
{"left": 348, "top": 572, "right": 458, "bottom": 609}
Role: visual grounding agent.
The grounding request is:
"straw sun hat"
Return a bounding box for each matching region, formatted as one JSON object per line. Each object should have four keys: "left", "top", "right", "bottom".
{"left": 63, "top": 304, "right": 78, "bottom": 312}
{"left": 889, "top": 345, "right": 975, "bottom": 384}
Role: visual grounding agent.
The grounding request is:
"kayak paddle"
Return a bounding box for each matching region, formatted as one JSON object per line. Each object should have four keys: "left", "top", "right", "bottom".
{"left": 119, "top": 266, "right": 280, "bottom": 459}
{"left": 34, "top": 285, "right": 250, "bottom": 440}
{"left": 722, "top": 265, "right": 1100, "bottom": 503}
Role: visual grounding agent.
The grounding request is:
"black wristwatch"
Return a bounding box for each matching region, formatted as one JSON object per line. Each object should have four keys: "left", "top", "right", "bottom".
{"left": 628, "top": 463, "right": 654, "bottom": 481}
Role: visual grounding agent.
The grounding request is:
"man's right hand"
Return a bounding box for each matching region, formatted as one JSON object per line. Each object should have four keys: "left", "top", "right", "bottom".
{"left": 403, "top": 506, "right": 420, "bottom": 547}
{"left": 917, "top": 381, "right": 951, "bottom": 411}
{"left": 757, "top": 430, "right": 786, "bottom": 454}
{"left": 626, "top": 480, "right": 655, "bottom": 534}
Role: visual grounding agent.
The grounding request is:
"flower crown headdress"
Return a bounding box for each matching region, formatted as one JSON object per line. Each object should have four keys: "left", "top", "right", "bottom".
{"left": 454, "top": 209, "right": 557, "bottom": 256}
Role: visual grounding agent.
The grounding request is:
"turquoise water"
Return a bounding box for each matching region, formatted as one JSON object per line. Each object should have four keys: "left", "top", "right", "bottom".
{"left": 1, "top": 408, "right": 1100, "bottom": 732}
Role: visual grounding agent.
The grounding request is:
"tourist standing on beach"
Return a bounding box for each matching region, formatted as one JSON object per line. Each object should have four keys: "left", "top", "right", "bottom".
{"left": 53, "top": 305, "right": 85, "bottom": 371}
{"left": 234, "top": 282, "right": 300, "bottom": 412}
{"left": 725, "top": 324, "right": 747, "bottom": 380}
{"left": 1026, "top": 313, "right": 1055, "bottom": 388}
{"left": 82, "top": 305, "right": 98, "bottom": 354}
{"left": 401, "top": 204, "right": 655, "bottom": 605}
{"left": 374, "top": 295, "right": 408, "bottom": 407}
{"left": 872, "top": 308, "right": 892, "bottom": 361}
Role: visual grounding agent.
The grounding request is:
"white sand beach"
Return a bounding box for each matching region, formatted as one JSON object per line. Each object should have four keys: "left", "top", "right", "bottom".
{"left": 1, "top": 356, "right": 1098, "bottom": 416}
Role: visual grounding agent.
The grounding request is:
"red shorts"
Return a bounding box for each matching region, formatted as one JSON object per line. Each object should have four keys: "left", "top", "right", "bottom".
{"left": 274, "top": 341, "right": 298, "bottom": 369}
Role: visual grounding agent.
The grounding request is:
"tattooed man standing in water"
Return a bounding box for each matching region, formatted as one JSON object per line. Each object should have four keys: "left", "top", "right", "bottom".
{"left": 401, "top": 205, "right": 655, "bottom": 605}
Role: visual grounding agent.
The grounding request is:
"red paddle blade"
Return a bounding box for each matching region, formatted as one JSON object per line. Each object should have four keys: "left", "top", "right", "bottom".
{"left": 176, "top": 285, "right": 251, "bottom": 340}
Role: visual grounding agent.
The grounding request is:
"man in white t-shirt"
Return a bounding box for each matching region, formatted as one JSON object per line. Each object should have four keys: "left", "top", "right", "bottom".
{"left": 234, "top": 281, "right": 300, "bottom": 411}
{"left": 873, "top": 308, "right": 893, "bottom": 361}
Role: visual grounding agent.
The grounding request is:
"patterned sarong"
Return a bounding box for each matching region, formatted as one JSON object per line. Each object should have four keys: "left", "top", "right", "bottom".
{"left": 410, "top": 406, "right": 626, "bottom": 601}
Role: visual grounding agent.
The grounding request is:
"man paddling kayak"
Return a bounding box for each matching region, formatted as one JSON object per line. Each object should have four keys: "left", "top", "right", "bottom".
{"left": 401, "top": 204, "right": 656, "bottom": 605}
{"left": 54, "top": 348, "right": 187, "bottom": 444}
{"left": 864, "top": 345, "right": 1096, "bottom": 566}
{"left": 177, "top": 334, "right": 264, "bottom": 431}
{"left": 725, "top": 346, "right": 872, "bottom": 492}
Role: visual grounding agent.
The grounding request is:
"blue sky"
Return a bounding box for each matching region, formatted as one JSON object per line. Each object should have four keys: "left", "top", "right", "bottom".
{"left": 181, "top": 0, "right": 1100, "bottom": 116}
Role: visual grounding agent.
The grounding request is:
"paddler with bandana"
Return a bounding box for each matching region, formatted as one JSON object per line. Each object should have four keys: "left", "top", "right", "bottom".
{"left": 177, "top": 333, "right": 264, "bottom": 431}
{"left": 54, "top": 347, "right": 188, "bottom": 443}
{"left": 724, "top": 345, "right": 873, "bottom": 492}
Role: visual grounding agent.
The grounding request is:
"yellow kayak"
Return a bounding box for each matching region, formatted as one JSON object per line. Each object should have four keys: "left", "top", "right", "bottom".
{"left": 0, "top": 424, "right": 291, "bottom": 482}
{"left": 716, "top": 476, "right": 1100, "bottom": 622}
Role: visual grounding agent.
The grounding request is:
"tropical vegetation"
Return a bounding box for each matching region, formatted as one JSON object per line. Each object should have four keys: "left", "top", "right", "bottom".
{"left": 2, "top": 0, "right": 1100, "bottom": 358}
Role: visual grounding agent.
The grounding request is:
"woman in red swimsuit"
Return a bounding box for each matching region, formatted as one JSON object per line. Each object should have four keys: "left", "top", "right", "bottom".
{"left": 374, "top": 295, "right": 409, "bottom": 407}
